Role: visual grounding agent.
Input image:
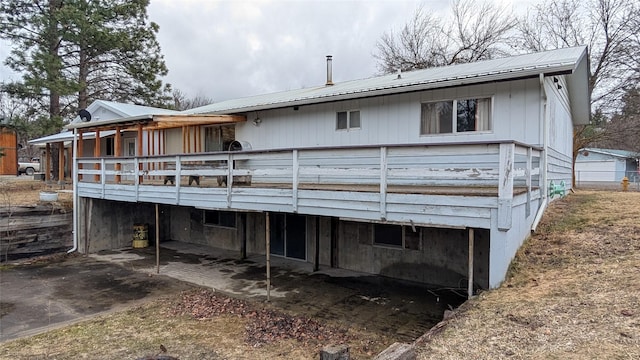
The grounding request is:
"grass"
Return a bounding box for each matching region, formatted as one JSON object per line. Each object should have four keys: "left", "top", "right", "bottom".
{"left": 416, "top": 190, "right": 640, "bottom": 359}
{"left": 0, "top": 293, "right": 392, "bottom": 359}
{"left": 2, "top": 189, "right": 639, "bottom": 359}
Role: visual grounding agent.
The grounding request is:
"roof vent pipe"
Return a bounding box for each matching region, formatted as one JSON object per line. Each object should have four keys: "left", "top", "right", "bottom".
{"left": 326, "top": 55, "right": 334, "bottom": 86}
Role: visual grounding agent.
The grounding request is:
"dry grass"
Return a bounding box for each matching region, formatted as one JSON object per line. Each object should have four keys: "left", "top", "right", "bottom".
{"left": 0, "top": 293, "right": 392, "bottom": 360}
{"left": 0, "top": 177, "right": 72, "bottom": 208}
{"left": 2, "top": 187, "right": 639, "bottom": 359}
{"left": 417, "top": 190, "right": 640, "bottom": 359}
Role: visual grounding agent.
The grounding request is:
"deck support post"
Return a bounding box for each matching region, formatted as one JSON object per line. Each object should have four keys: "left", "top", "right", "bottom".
{"left": 468, "top": 227, "right": 474, "bottom": 299}
{"left": 526, "top": 147, "right": 532, "bottom": 217}
{"left": 266, "top": 211, "right": 271, "bottom": 302}
{"left": 156, "top": 204, "right": 160, "bottom": 274}
{"left": 314, "top": 216, "right": 320, "bottom": 271}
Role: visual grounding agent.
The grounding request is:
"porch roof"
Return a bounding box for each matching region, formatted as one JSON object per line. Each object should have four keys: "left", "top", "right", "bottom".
{"left": 28, "top": 130, "right": 116, "bottom": 146}
{"left": 67, "top": 114, "right": 246, "bottom": 131}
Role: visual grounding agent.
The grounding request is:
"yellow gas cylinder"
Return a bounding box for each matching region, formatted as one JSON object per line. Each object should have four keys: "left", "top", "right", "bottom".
{"left": 621, "top": 177, "right": 629, "bottom": 191}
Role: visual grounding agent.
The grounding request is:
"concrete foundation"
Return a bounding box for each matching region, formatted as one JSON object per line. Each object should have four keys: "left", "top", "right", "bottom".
{"left": 80, "top": 199, "right": 490, "bottom": 289}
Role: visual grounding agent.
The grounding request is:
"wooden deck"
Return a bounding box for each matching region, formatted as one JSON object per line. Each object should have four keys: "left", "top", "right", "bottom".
{"left": 117, "top": 177, "right": 533, "bottom": 197}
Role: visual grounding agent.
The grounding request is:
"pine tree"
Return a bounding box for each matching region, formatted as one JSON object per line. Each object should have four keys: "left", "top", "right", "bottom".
{"left": 0, "top": 0, "right": 170, "bottom": 133}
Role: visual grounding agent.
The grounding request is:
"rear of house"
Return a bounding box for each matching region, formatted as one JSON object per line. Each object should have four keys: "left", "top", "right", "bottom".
{"left": 68, "top": 46, "right": 590, "bottom": 293}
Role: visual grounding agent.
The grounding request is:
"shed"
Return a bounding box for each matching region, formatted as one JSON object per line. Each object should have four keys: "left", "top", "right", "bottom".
{"left": 575, "top": 148, "right": 640, "bottom": 183}
{"left": 0, "top": 123, "right": 18, "bottom": 175}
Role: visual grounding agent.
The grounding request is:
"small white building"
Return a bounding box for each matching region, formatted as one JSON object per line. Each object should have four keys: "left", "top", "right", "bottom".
{"left": 67, "top": 46, "right": 590, "bottom": 294}
{"left": 575, "top": 148, "right": 640, "bottom": 184}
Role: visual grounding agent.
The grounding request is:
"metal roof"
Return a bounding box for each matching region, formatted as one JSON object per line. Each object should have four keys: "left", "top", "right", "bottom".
{"left": 186, "top": 46, "right": 590, "bottom": 124}
{"left": 581, "top": 148, "right": 640, "bottom": 159}
{"left": 28, "top": 130, "right": 116, "bottom": 146}
{"left": 70, "top": 100, "right": 179, "bottom": 124}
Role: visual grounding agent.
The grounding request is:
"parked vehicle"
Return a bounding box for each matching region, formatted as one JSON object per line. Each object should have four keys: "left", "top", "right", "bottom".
{"left": 18, "top": 157, "right": 40, "bottom": 176}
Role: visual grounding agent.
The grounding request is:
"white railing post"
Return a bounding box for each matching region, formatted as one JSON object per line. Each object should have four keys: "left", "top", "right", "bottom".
{"left": 100, "top": 158, "right": 106, "bottom": 199}
{"left": 175, "top": 155, "right": 181, "bottom": 204}
{"left": 134, "top": 157, "right": 139, "bottom": 202}
{"left": 526, "top": 146, "right": 532, "bottom": 217}
{"left": 292, "top": 149, "right": 299, "bottom": 213}
{"left": 227, "top": 152, "right": 233, "bottom": 208}
{"left": 380, "top": 146, "right": 388, "bottom": 220}
{"left": 498, "top": 143, "right": 515, "bottom": 231}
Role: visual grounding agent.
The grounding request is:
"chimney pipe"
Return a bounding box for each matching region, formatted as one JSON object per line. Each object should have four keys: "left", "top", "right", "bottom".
{"left": 326, "top": 55, "right": 333, "bottom": 86}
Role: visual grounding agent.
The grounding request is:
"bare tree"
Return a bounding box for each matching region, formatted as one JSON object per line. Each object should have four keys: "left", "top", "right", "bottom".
{"left": 374, "top": 0, "right": 516, "bottom": 73}
{"left": 171, "top": 89, "right": 214, "bottom": 111}
{"left": 514, "top": 0, "right": 639, "bottom": 112}
{"left": 514, "top": 0, "right": 640, "bottom": 186}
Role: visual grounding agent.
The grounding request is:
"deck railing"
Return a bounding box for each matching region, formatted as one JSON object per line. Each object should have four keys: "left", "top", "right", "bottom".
{"left": 75, "top": 141, "right": 542, "bottom": 230}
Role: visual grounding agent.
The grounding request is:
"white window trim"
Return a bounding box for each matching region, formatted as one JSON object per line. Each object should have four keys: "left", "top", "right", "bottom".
{"left": 336, "top": 109, "right": 361, "bottom": 131}
{"left": 419, "top": 96, "right": 494, "bottom": 136}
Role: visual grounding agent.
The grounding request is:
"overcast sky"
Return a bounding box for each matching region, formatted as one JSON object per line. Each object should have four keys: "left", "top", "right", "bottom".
{"left": 0, "top": 0, "right": 537, "bottom": 104}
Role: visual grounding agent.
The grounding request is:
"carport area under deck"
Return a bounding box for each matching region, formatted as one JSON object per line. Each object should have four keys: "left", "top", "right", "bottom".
{"left": 90, "top": 241, "right": 466, "bottom": 342}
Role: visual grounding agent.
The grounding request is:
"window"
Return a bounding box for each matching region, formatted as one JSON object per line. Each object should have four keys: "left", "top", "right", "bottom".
{"left": 205, "top": 125, "right": 235, "bottom": 152}
{"left": 373, "top": 224, "right": 423, "bottom": 250}
{"left": 373, "top": 223, "right": 403, "bottom": 247}
{"left": 421, "top": 98, "right": 491, "bottom": 134}
{"left": 336, "top": 110, "right": 361, "bottom": 130}
{"left": 106, "top": 137, "right": 114, "bottom": 156}
{"left": 203, "top": 210, "right": 236, "bottom": 228}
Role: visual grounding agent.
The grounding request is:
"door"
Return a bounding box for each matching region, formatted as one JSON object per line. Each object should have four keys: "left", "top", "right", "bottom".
{"left": 269, "top": 213, "right": 306, "bottom": 260}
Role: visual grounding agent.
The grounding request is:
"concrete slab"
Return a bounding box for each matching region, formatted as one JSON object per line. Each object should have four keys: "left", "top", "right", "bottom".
{"left": 1, "top": 242, "right": 466, "bottom": 344}
{"left": 0, "top": 255, "right": 194, "bottom": 342}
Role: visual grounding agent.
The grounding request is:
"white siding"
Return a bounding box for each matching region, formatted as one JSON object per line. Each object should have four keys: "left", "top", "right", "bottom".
{"left": 235, "top": 79, "right": 543, "bottom": 151}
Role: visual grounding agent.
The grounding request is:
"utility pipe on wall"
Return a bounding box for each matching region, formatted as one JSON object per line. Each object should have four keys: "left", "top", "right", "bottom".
{"left": 532, "top": 73, "right": 549, "bottom": 232}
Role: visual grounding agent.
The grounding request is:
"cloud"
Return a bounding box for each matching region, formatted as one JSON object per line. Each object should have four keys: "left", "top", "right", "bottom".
{"left": 148, "top": 0, "right": 430, "bottom": 102}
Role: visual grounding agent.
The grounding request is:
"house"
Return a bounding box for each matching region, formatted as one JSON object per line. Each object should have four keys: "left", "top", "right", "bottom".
{"left": 0, "top": 120, "right": 18, "bottom": 175}
{"left": 575, "top": 148, "right": 640, "bottom": 184}
{"left": 66, "top": 46, "right": 590, "bottom": 295}
{"left": 28, "top": 100, "right": 179, "bottom": 182}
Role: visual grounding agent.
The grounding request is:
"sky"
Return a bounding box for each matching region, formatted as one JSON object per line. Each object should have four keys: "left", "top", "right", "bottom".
{"left": 0, "top": 0, "right": 538, "bottom": 104}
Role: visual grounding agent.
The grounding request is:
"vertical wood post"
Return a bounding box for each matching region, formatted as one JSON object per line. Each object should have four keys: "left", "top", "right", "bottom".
{"left": 266, "top": 212, "right": 271, "bottom": 302}
{"left": 137, "top": 123, "right": 143, "bottom": 184}
{"left": 114, "top": 126, "right": 121, "bottom": 183}
{"left": 77, "top": 131, "right": 84, "bottom": 181}
{"left": 58, "top": 141, "right": 65, "bottom": 184}
{"left": 314, "top": 216, "right": 320, "bottom": 271}
{"left": 156, "top": 204, "right": 160, "bottom": 274}
{"left": 468, "top": 227, "right": 474, "bottom": 299}
{"left": 45, "top": 143, "right": 51, "bottom": 181}
{"left": 94, "top": 130, "right": 101, "bottom": 182}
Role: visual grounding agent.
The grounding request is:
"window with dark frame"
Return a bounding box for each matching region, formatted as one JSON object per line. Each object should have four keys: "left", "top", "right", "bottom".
{"left": 203, "top": 210, "right": 236, "bottom": 228}
{"left": 106, "top": 137, "right": 114, "bottom": 156}
{"left": 420, "top": 98, "right": 491, "bottom": 135}
{"left": 336, "top": 110, "right": 361, "bottom": 130}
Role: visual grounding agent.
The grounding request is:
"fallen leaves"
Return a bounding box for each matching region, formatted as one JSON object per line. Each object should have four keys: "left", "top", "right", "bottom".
{"left": 170, "top": 289, "right": 350, "bottom": 347}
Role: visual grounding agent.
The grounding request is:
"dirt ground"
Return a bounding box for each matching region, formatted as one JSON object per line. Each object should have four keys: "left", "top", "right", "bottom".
{"left": 416, "top": 190, "right": 640, "bottom": 359}
{"left": 0, "top": 176, "right": 72, "bottom": 207}
{"left": 2, "top": 179, "right": 639, "bottom": 359}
